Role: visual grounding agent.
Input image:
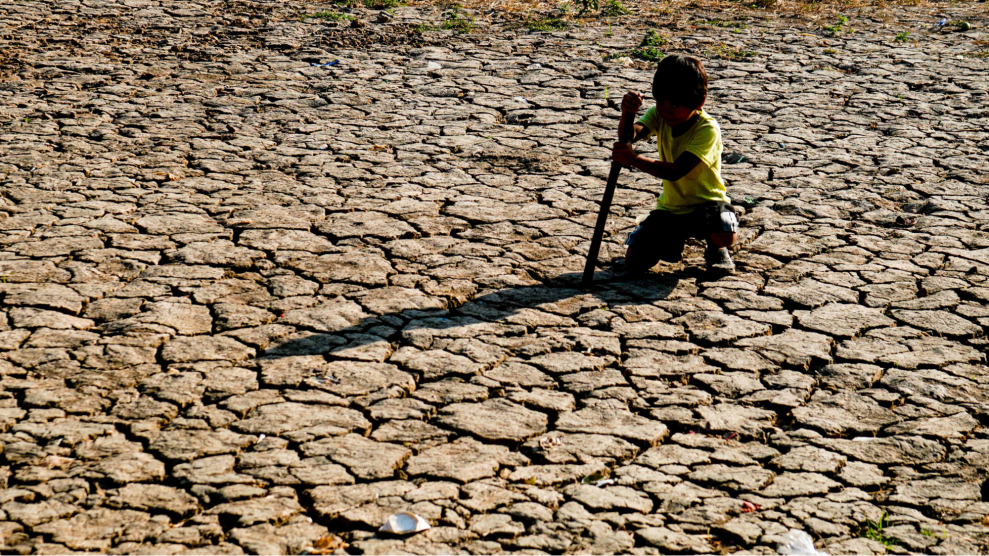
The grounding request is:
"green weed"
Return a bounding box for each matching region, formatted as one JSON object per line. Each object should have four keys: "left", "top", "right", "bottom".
{"left": 600, "top": 0, "right": 630, "bottom": 16}
{"left": 419, "top": 5, "right": 475, "bottom": 33}
{"left": 364, "top": 0, "right": 403, "bottom": 7}
{"left": 557, "top": 1, "right": 573, "bottom": 16}
{"left": 894, "top": 30, "right": 910, "bottom": 42}
{"left": 823, "top": 15, "right": 853, "bottom": 35}
{"left": 696, "top": 19, "right": 748, "bottom": 29}
{"left": 302, "top": 11, "right": 356, "bottom": 21}
{"left": 631, "top": 47, "right": 664, "bottom": 62}
{"left": 524, "top": 16, "right": 568, "bottom": 32}
{"left": 863, "top": 513, "right": 900, "bottom": 549}
{"left": 576, "top": 0, "right": 598, "bottom": 15}
{"left": 640, "top": 29, "right": 668, "bottom": 47}
{"left": 23, "top": 117, "right": 30, "bottom": 123}
{"left": 920, "top": 528, "right": 947, "bottom": 540}
{"left": 616, "top": 29, "right": 667, "bottom": 62}
{"left": 964, "top": 49, "right": 989, "bottom": 58}
{"left": 328, "top": 0, "right": 404, "bottom": 8}
{"left": 706, "top": 42, "right": 756, "bottom": 60}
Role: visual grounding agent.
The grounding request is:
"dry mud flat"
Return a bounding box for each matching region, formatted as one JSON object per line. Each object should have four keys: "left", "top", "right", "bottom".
{"left": 1, "top": 0, "right": 989, "bottom": 554}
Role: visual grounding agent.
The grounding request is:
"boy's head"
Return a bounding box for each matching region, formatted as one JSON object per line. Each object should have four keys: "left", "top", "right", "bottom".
{"left": 652, "top": 55, "right": 708, "bottom": 113}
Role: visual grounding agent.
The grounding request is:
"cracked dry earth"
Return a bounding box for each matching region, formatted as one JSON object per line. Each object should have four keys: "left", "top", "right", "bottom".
{"left": 1, "top": 0, "right": 989, "bottom": 554}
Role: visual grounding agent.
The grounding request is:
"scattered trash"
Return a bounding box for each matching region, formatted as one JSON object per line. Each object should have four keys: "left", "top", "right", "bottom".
{"left": 310, "top": 60, "right": 340, "bottom": 68}
{"left": 581, "top": 470, "right": 609, "bottom": 484}
{"left": 724, "top": 432, "right": 738, "bottom": 440}
{"left": 740, "top": 197, "right": 757, "bottom": 208}
{"left": 258, "top": 434, "right": 266, "bottom": 442}
{"left": 528, "top": 63, "right": 543, "bottom": 69}
{"left": 426, "top": 61, "right": 442, "bottom": 71}
{"left": 742, "top": 500, "right": 760, "bottom": 513}
{"left": 778, "top": 530, "right": 828, "bottom": 555}
{"left": 955, "top": 21, "right": 972, "bottom": 31}
{"left": 319, "top": 144, "right": 329, "bottom": 150}
{"left": 614, "top": 56, "right": 634, "bottom": 67}
{"left": 930, "top": 17, "right": 947, "bottom": 31}
{"left": 595, "top": 478, "right": 616, "bottom": 487}
{"left": 371, "top": 144, "right": 390, "bottom": 151}
{"left": 379, "top": 512, "right": 431, "bottom": 535}
{"left": 539, "top": 436, "right": 563, "bottom": 450}
{"left": 894, "top": 215, "right": 916, "bottom": 227}
{"left": 326, "top": 374, "right": 341, "bottom": 384}
{"left": 310, "top": 534, "right": 348, "bottom": 554}
{"left": 723, "top": 152, "right": 746, "bottom": 164}
{"left": 512, "top": 96, "right": 529, "bottom": 104}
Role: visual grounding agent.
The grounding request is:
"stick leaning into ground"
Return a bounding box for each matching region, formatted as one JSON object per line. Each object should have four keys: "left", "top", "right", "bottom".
{"left": 581, "top": 108, "right": 638, "bottom": 286}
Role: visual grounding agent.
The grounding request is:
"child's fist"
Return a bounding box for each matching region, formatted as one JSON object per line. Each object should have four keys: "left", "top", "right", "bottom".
{"left": 611, "top": 142, "right": 637, "bottom": 167}
{"left": 621, "top": 92, "right": 643, "bottom": 114}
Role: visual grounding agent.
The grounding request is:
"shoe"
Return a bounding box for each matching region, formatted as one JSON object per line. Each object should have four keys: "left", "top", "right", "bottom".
{"left": 705, "top": 246, "right": 736, "bottom": 275}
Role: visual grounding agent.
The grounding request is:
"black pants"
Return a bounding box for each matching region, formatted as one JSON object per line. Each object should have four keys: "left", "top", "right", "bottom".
{"left": 625, "top": 201, "right": 738, "bottom": 272}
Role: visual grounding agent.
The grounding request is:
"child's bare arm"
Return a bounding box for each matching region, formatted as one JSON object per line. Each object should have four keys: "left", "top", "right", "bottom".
{"left": 612, "top": 147, "right": 701, "bottom": 181}
{"left": 630, "top": 123, "right": 652, "bottom": 144}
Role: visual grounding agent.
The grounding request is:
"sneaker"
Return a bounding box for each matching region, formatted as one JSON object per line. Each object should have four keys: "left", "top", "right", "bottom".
{"left": 705, "top": 246, "right": 736, "bottom": 275}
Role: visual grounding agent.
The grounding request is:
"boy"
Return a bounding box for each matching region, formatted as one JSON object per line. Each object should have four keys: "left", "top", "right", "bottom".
{"left": 611, "top": 54, "right": 738, "bottom": 275}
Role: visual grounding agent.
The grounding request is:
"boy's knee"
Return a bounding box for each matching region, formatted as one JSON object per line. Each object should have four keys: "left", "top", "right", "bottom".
{"left": 625, "top": 243, "right": 668, "bottom": 272}
{"left": 709, "top": 232, "right": 736, "bottom": 248}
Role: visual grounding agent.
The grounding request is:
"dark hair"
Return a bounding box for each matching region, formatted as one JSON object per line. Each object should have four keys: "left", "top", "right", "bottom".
{"left": 652, "top": 54, "right": 708, "bottom": 109}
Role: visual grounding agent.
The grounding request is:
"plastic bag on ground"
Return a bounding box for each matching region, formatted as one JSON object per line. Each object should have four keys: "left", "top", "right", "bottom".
{"left": 379, "top": 512, "right": 431, "bottom": 535}
{"left": 777, "top": 530, "right": 829, "bottom": 556}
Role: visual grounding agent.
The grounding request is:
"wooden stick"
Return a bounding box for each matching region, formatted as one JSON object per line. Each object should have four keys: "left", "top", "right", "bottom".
{"left": 581, "top": 111, "right": 637, "bottom": 286}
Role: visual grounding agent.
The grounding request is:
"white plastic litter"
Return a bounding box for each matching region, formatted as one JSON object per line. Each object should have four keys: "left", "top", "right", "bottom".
{"left": 379, "top": 512, "right": 431, "bottom": 535}
{"left": 538, "top": 436, "right": 562, "bottom": 450}
{"left": 595, "top": 479, "right": 616, "bottom": 487}
{"left": 512, "top": 96, "right": 528, "bottom": 104}
{"left": 614, "top": 56, "right": 634, "bottom": 67}
{"left": 426, "top": 61, "right": 442, "bottom": 71}
{"left": 777, "top": 530, "right": 829, "bottom": 556}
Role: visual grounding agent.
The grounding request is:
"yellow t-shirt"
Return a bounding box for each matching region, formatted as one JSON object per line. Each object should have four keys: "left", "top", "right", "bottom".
{"left": 637, "top": 107, "right": 730, "bottom": 214}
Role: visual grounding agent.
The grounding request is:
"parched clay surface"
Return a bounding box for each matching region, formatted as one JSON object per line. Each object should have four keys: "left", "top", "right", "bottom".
{"left": 0, "top": 0, "right": 988, "bottom": 554}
